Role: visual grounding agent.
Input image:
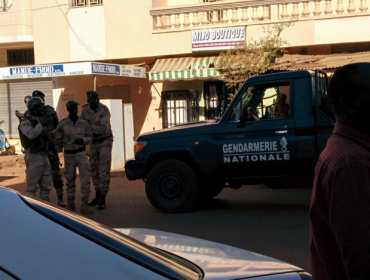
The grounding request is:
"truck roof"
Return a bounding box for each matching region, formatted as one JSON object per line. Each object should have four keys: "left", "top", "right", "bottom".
{"left": 248, "top": 70, "right": 314, "bottom": 83}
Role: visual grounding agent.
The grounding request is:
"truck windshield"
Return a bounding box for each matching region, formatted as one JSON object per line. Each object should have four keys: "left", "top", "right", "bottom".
{"left": 228, "top": 88, "right": 254, "bottom": 122}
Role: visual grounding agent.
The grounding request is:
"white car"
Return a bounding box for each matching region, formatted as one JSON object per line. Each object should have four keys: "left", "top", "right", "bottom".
{"left": 0, "top": 186, "right": 311, "bottom": 280}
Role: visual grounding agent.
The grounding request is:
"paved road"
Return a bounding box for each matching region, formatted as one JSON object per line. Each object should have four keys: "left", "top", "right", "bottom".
{"left": 5, "top": 169, "right": 312, "bottom": 272}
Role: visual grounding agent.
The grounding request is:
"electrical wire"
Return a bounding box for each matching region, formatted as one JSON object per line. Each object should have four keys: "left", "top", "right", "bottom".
{"left": 53, "top": 0, "right": 106, "bottom": 60}
{"left": 0, "top": 4, "right": 69, "bottom": 14}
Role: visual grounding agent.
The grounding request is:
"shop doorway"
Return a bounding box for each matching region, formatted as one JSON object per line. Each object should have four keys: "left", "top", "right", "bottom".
{"left": 161, "top": 90, "right": 199, "bottom": 128}
{"left": 204, "top": 81, "right": 232, "bottom": 120}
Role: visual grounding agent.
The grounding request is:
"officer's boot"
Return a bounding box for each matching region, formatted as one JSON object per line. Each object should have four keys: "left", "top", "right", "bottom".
{"left": 56, "top": 188, "right": 66, "bottom": 207}
{"left": 66, "top": 198, "right": 76, "bottom": 211}
{"left": 97, "top": 194, "right": 106, "bottom": 210}
{"left": 88, "top": 191, "right": 101, "bottom": 206}
{"left": 80, "top": 198, "right": 93, "bottom": 214}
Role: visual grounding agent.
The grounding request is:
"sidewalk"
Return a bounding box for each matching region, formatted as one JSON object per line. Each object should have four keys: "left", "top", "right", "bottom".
{"left": 0, "top": 153, "right": 65, "bottom": 185}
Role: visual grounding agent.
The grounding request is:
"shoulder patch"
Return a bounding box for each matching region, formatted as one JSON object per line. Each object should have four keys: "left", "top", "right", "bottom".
{"left": 23, "top": 122, "right": 30, "bottom": 126}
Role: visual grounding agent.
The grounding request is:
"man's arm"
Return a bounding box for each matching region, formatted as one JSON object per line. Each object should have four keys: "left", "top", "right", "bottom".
{"left": 52, "top": 110, "right": 59, "bottom": 129}
{"left": 91, "top": 107, "right": 111, "bottom": 134}
{"left": 55, "top": 124, "right": 64, "bottom": 153}
{"left": 83, "top": 121, "right": 93, "bottom": 145}
{"left": 329, "top": 162, "right": 370, "bottom": 278}
{"left": 19, "top": 120, "right": 43, "bottom": 140}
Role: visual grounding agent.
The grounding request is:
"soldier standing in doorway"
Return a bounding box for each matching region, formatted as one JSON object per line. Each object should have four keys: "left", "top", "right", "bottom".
{"left": 32, "top": 90, "right": 66, "bottom": 207}
{"left": 56, "top": 101, "right": 93, "bottom": 214}
{"left": 19, "top": 97, "right": 52, "bottom": 201}
{"left": 80, "top": 91, "right": 113, "bottom": 210}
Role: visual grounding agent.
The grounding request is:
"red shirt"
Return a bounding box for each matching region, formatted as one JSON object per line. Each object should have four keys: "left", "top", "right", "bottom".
{"left": 310, "top": 123, "right": 370, "bottom": 280}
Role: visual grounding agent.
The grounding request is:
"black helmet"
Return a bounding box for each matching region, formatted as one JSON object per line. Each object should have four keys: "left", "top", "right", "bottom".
{"left": 27, "top": 97, "right": 44, "bottom": 110}
{"left": 32, "top": 90, "right": 45, "bottom": 98}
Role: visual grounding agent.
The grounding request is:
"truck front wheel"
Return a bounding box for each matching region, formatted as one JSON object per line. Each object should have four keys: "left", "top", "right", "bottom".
{"left": 145, "top": 160, "right": 199, "bottom": 213}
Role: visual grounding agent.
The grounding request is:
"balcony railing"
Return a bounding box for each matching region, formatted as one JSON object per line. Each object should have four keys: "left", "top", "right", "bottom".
{"left": 71, "top": 0, "right": 103, "bottom": 8}
{"left": 150, "top": 0, "right": 369, "bottom": 31}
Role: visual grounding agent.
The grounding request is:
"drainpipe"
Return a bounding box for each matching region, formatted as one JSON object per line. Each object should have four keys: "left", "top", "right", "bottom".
{"left": 93, "top": 74, "right": 96, "bottom": 91}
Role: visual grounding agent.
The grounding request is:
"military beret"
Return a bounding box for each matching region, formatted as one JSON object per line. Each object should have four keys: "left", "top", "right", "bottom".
{"left": 32, "top": 90, "right": 45, "bottom": 98}
{"left": 87, "top": 91, "right": 99, "bottom": 99}
{"left": 66, "top": 100, "right": 79, "bottom": 108}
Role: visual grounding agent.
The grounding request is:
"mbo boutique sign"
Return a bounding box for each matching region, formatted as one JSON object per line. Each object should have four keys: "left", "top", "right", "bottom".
{"left": 192, "top": 26, "right": 245, "bottom": 51}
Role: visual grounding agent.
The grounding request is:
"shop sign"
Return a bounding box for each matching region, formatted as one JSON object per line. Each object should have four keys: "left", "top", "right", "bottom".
{"left": 92, "top": 63, "right": 147, "bottom": 78}
{"left": 0, "top": 62, "right": 147, "bottom": 80}
{"left": 192, "top": 26, "right": 245, "bottom": 51}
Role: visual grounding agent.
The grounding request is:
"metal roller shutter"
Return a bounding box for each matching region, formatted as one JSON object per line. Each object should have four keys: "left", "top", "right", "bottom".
{"left": 8, "top": 80, "right": 53, "bottom": 138}
{"left": 0, "top": 83, "right": 9, "bottom": 136}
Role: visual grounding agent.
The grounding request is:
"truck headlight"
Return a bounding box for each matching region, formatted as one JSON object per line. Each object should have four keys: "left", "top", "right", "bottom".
{"left": 134, "top": 141, "right": 147, "bottom": 154}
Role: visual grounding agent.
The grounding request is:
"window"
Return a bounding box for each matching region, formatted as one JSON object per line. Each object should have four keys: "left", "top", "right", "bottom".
{"left": 228, "top": 82, "right": 290, "bottom": 122}
{"left": 7, "top": 49, "right": 34, "bottom": 66}
{"left": 0, "top": 0, "right": 12, "bottom": 12}
{"left": 161, "top": 90, "right": 199, "bottom": 128}
{"left": 71, "top": 0, "right": 103, "bottom": 7}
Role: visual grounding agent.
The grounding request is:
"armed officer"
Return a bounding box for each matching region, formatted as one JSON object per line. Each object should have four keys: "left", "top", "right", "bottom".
{"left": 80, "top": 91, "right": 113, "bottom": 210}
{"left": 32, "top": 90, "right": 66, "bottom": 207}
{"left": 56, "top": 101, "right": 93, "bottom": 214}
{"left": 19, "top": 97, "right": 53, "bottom": 201}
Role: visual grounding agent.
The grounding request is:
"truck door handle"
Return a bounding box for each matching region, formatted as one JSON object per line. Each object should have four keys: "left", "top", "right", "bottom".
{"left": 275, "top": 130, "right": 288, "bottom": 134}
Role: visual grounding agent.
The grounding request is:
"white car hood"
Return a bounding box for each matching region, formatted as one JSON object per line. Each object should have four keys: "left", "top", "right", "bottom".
{"left": 115, "top": 228, "right": 303, "bottom": 280}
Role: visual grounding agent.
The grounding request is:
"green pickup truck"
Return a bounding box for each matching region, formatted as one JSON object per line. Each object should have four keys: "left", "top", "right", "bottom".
{"left": 126, "top": 70, "right": 334, "bottom": 213}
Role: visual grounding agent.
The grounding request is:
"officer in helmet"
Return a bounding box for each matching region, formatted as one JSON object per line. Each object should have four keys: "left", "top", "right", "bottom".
{"left": 32, "top": 90, "right": 66, "bottom": 207}
{"left": 19, "top": 97, "right": 52, "bottom": 201}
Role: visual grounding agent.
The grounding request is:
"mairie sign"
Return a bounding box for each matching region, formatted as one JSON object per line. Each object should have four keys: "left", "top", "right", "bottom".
{"left": 0, "top": 62, "right": 146, "bottom": 80}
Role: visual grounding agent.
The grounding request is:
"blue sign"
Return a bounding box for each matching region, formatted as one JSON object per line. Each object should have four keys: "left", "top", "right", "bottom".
{"left": 92, "top": 63, "right": 120, "bottom": 75}
{"left": 10, "top": 65, "right": 64, "bottom": 75}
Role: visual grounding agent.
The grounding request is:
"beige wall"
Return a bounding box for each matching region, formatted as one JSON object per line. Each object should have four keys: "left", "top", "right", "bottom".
{"left": 68, "top": 6, "right": 106, "bottom": 61}
{"left": 0, "top": 0, "right": 33, "bottom": 44}
{"left": 53, "top": 75, "right": 160, "bottom": 139}
{"left": 31, "top": 0, "right": 71, "bottom": 64}
{"left": 30, "top": 0, "right": 370, "bottom": 65}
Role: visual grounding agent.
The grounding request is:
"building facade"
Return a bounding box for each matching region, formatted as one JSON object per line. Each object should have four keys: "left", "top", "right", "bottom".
{"left": 1, "top": 0, "right": 370, "bottom": 146}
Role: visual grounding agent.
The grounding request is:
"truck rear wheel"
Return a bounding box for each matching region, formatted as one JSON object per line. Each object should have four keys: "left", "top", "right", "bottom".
{"left": 145, "top": 160, "right": 199, "bottom": 213}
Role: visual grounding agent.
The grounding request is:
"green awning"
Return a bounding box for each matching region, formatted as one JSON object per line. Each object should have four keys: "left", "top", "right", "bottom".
{"left": 149, "top": 56, "right": 221, "bottom": 82}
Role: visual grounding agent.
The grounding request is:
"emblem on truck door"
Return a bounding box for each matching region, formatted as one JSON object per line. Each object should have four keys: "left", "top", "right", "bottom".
{"left": 222, "top": 137, "right": 290, "bottom": 163}
{"left": 280, "top": 137, "right": 288, "bottom": 152}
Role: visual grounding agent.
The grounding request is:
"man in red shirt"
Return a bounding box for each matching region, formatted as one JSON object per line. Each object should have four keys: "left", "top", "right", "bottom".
{"left": 310, "top": 63, "right": 370, "bottom": 279}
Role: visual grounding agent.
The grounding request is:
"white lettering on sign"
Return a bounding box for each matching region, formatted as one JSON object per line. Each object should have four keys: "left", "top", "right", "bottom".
{"left": 192, "top": 27, "right": 245, "bottom": 51}
{"left": 93, "top": 64, "right": 106, "bottom": 72}
{"left": 222, "top": 137, "right": 290, "bottom": 163}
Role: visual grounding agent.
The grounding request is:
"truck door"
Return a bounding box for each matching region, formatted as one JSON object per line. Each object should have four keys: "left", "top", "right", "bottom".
{"left": 217, "top": 81, "right": 297, "bottom": 178}
{"left": 314, "top": 70, "right": 335, "bottom": 153}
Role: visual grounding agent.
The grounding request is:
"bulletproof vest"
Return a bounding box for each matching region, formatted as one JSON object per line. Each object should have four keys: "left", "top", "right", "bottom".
{"left": 18, "top": 117, "right": 48, "bottom": 153}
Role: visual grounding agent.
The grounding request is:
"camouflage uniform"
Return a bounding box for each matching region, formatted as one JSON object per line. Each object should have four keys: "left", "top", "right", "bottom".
{"left": 56, "top": 117, "right": 92, "bottom": 201}
{"left": 80, "top": 103, "right": 113, "bottom": 195}
{"left": 40, "top": 105, "right": 65, "bottom": 200}
{"left": 19, "top": 116, "right": 52, "bottom": 201}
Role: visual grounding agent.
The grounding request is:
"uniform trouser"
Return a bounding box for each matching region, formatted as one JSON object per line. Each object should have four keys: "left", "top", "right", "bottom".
{"left": 48, "top": 146, "right": 64, "bottom": 195}
{"left": 24, "top": 152, "right": 53, "bottom": 201}
{"left": 89, "top": 138, "right": 113, "bottom": 195}
{"left": 64, "top": 153, "right": 91, "bottom": 200}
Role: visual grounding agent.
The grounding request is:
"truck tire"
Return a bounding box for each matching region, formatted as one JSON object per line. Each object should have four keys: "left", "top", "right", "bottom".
{"left": 145, "top": 160, "right": 199, "bottom": 213}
